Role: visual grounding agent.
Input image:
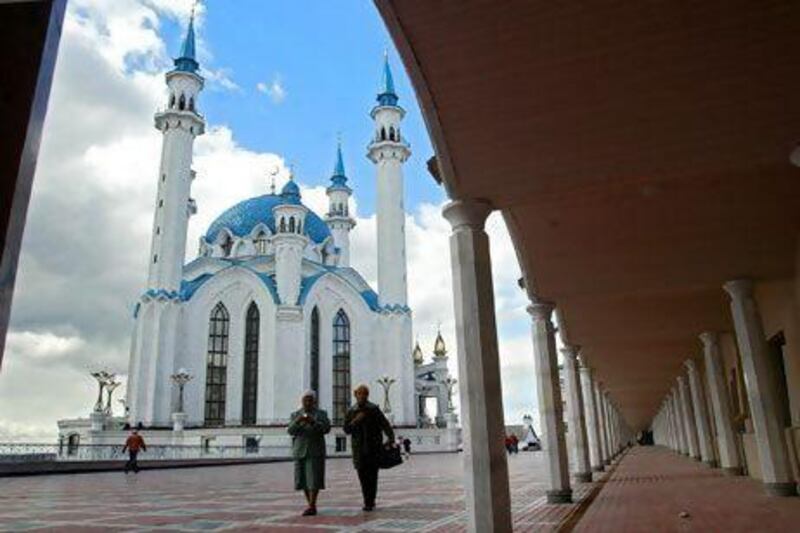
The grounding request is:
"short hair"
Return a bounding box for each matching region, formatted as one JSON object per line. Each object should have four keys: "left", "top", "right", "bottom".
{"left": 354, "top": 384, "right": 370, "bottom": 395}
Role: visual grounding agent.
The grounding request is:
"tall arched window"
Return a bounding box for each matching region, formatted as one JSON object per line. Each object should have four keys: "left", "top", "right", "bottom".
{"left": 310, "top": 307, "right": 320, "bottom": 395}
{"left": 179, "top": 94, "right": 186, "bottom": 110}
{"left": 332, "top": 309, "right": 351, "bottom": 425}
{"left": 205, "top": 303, "right": 229, "bottom": 426}
{"left": 254, "top": 231, "right": 268, "bottom": 255}
{"left": 241, "top": 302, "right": 259, "bottom": 426}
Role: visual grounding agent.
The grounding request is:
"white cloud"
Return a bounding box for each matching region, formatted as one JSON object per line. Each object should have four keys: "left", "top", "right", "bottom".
{"left": 0, "top": 0, "right": 540, "bottom": 440}
{"left": 256, "top": 74, "right": 287, "bottom": 104}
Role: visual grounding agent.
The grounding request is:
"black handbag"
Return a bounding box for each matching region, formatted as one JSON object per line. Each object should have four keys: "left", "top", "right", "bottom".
{"left": 378, "top": 443, "right": 403, "bottom": 469}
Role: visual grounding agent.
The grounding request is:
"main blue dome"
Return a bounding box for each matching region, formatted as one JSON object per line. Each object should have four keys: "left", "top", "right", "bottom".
{"left": 205, "top": 194, "right": 332, "bottom": 244}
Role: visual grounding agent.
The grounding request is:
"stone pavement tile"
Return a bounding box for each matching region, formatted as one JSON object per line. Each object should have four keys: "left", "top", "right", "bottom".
{"left": 574, "top": 446, "right": 800, "bottom": 533}
{"left": 1, "top": 452, "right": 602, "bottom": 532}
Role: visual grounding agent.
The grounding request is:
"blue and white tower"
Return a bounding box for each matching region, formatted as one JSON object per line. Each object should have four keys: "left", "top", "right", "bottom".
{"left": 129, "top": 13, "right": 205, "bottom": 427}
{"left": 367, "top": 53, "right": 411, "bottom": 308}
{"left": 325, "top": 142, "right": 356, "bottom": 267}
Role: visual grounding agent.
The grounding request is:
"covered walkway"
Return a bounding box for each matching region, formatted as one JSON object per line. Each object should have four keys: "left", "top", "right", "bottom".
{"left": 575, "top": 446, "right": 800, "bottom": 532}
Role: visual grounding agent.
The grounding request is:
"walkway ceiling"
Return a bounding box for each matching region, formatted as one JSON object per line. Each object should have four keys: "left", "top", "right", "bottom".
{"left": 376, "top": 0, "right": 800, "bottom": 429}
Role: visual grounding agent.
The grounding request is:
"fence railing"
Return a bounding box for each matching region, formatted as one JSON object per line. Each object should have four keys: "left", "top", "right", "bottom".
{"left": 0, "top": 443, "right": 292, "bottom": 463}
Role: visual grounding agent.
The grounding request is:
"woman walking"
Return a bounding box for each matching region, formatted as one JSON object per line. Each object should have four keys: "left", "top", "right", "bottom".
{"left": 288, "top": 390, "right": 331, "bottom": 516}
{"left": 343, "top": 384, "right": 395, "bottom": 511}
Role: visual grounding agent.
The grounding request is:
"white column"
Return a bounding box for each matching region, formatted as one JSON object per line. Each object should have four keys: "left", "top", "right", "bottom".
{"left": 677, "top": 375, "right": 700, "bottom": 460}
{"left": 686, "top": 359, "right": 715, "bottom": 467}
{"left": 529, "top": 301, "right": 572, "bottom": 503}
{"left": 595, "top": 381, "right": 609, "bottom": 465}
{"left": 671, "top": 388, "right": 688, "bottom": 455}
{"left": 442, "top": 200, "right": 512, "bottom": 531}
{"left": 724, "top": 279, "right": 797, "bottom": 496}
{"left": 700, "top": 331, "right": 742, "bottom": 475}
{"left": 580, "top": 364, "right": 603, "bottom": 472}
{"left": 601, "top": 391, "right": 613, "bottom": 461}
{"left": 562, "top": 346, "right": 592, "bottom": 482}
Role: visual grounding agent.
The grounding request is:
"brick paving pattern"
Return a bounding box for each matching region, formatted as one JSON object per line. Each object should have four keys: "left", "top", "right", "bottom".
{"left": 0, "top": 452, "right": 597, "bottom": 532}
{"left": 574, "top": 446, "right": 800, "bottom": 532}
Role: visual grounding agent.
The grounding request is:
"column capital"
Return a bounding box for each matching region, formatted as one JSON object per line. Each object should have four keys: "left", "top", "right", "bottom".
{"left": 699, "top": 331, "right": 719, "bottom": 347}
{"left": 684, "top": 358, "right": 699, "bottom": 373}
{"left": 442, "top": 198, "right": 493, "bottom": 231}
{"left": 527, "top": 300, "right": 555, "bottom": 321}
{"left": 676, "top": 375, "right": 686, "bottom": 386}
{"left": 560, "top": 345, "right": 581, "bottom": 360}
{"left": 723, "top": 278, "right": 754, "bottom": 301}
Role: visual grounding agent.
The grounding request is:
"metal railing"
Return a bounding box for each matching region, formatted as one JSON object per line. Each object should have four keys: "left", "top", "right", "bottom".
{"left": 0, "top": 442, "right": 292, "bottom": 463}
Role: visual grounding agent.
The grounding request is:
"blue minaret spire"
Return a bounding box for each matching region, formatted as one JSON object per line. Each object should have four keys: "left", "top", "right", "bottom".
{"left": 173, "top": 3, "right": 199, "bottom": 73}
{"left": 329, "top": 140, "right": 350, "bottom": 190}
{"left": 377, "top": 51, "right": 399, "bottom": 107}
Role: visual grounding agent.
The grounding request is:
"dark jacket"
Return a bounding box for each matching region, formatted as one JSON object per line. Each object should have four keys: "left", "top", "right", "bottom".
{"left": 287, "top": 408, "right": 331, "bottom": 459}
{"left": 343, "top": 401, "right": 394, "bottom": 469}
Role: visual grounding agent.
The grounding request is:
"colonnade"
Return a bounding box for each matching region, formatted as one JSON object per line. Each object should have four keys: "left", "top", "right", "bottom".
{"left": 651, "top": 280, "right": 798, "bottom": 497}
{"left": 443, "top": 199, "right": 632, "bottom": 532}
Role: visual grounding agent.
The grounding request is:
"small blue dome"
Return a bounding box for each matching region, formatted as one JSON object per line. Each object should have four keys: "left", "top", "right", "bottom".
{"left": 205, "top": 194, "right": 331, "bottom": 244}
{"left": 281, "top": 180, "right": 301, "bottom": 203}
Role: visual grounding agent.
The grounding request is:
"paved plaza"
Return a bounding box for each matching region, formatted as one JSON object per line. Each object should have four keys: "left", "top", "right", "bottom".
{"left": 0, "top": 452, "right": 595, "bottom": 532}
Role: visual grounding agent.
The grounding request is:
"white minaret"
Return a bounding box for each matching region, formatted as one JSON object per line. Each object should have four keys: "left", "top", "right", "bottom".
{"left": 367, "top": 54, "right": 410, "bottom": 307}
{"left": 147, "top": 14, "right": 204, "bottom": 292}
{"left": 272, "top": 177, "right": 308, "bottom": 306}
{"left": 325, "top": 141, "right": 355, "bottom": 267}
{"left": 128, "top": 13, "right": 204, "bottom": 427}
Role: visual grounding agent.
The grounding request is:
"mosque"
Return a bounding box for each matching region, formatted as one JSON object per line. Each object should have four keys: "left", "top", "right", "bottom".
{"left": 58, "top": 12, "right": 458, "bottom": 454}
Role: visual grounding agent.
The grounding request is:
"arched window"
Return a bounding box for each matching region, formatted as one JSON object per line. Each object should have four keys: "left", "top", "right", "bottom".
{"left": 297, "top": 220, "right": 303, "bottom": 234}
{"left": 279, "top": 217, "right": 286, "bottom": 233}
{"left": 332, "top": 309, "right": 351, "bottom": 425}
{"left": 169, "top": 94, "right": 176, "bottom": 109}
{"left": 310, "top": 307, "right": 320, "bottom": 394}
{"left": 254, "top": 232, "right": 268, "bottom": 255}
{"left": 189, "top": 97, "right": 195, "bottom": 112}
{"left": 205, "top": 303, "right": 229, "bottom": 427}
{"left": 289, "top": 216, "right": 296, "bottom": 233}
{"left": 179, "top": 94, "right": 186, "bottom": 110}
{"left": 380, "top": 127, "right": 387, "bottom": 141}
{"left": 389, "top": 126, "right": 396, "bottom": 141}
{"left": 220, "top": 234, "right": 233, "bottom": 257}
{"left": 241, "top": 302, "right": 259, "bottom": 425}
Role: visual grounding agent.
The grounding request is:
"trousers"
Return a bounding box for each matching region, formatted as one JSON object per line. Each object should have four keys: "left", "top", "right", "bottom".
{"left": 124, "top": 451, "right": 139, "bottom": 473}
{"left": 357, "top": 464, "right": 380, "bottom": 506}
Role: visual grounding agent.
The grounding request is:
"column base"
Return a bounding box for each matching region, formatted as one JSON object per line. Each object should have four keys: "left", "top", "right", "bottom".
{"left": 702, "top": 460, "right": 717, "bottom": 468}
{"left": 546, "top": 489, "right": 573, "bottom": 504}
{"left": 764, "top": 482, "right": 798, "bottom": 497}
{"left": 592, "top": 465, "right": 604, "bottom": 472}
{"left": 722, "top": 466, "right": 743, "bottom": 476}
{"left": 691, "top": 455, "right": 701, "bottom": 462}
{"left": 573, "top": 472, "right": 592, "bottom": 483}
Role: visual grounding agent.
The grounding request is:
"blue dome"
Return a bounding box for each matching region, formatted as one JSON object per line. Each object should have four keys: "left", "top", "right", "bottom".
{"left": 281, "top": 180, "right": 301, "bottom": 203}
{"left": 205, "top": 194, "right": 332, "bottom": 244}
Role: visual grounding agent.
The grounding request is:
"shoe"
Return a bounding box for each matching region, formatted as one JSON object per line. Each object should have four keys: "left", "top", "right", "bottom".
{"left": 302, "top": 507, "right": 317, "bottom": 516}
{"left": 362, "top": 505, "right": 374, "bottom": 512}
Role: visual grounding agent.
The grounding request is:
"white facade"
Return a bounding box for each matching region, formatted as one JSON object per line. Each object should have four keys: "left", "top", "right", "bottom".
{"left": 124, "top": 27, "right": 422, "bottom": 434}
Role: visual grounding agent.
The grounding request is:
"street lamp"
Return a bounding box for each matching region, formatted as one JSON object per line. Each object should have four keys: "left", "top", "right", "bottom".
{"left": 104, "top": 380, "right": 121, "bottom": 415}
{"left": 170, "top": 368, "right": 193, "bottom": 413}
{"left": 375, "top": 375, "right": 396, "bottom": 414}
{"left": 90, "top": 370, "right": 113, "bottom": 413}
{"left": 441, "top": 376, "right": 458, "bottom": 413}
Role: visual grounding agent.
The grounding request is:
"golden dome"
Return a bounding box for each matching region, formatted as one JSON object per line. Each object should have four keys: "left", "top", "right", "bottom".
{"left": 433, "top": 330, "right": 447, "bottom": 358}
{"left": 412, "top": 341, "right": 424, "bottom": 365}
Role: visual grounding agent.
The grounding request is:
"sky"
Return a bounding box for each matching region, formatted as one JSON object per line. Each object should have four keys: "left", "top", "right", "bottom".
{"left": 0, "top": 0, "right": 540, "bottom": 441}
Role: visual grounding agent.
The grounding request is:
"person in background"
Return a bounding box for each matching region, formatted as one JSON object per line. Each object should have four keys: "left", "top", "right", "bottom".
{"left": 287, "top": 390, "right": 331, "bottom": 516}
{"left": 122, "top": 429, "right": 146, "bottom": 474}
{"left": 343, "top": 384, "right": 394, "bottom": 512}
{"left": 403, "top": 437, "right": 412, "bottom": 457}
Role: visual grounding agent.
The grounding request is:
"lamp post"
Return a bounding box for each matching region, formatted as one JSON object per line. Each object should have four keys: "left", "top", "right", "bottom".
{"left": 375, "top": 375, "right": 396, "bottom": 415}
{"left": 104, "top": 380, "right": 121, "bottom": 415}
{"left": 442, "top": 376, "right": 458, "bottom": 413}
{"left": 170, "top": 368, "right": 193, "bottom": 414}
{"left": 90, "top": 370, "right": 112, "bottom": 413}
